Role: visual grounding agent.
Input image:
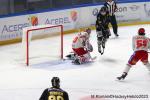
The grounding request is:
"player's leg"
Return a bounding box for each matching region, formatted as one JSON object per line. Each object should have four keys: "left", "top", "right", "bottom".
{"left": 86, "top": 43, "right": 93, "bottom": 52}
{"left": 97, "top": 36, "right": 102, "bottom": 53}
{"left": 141, "top": 51, "right": 150, "bottom": 71}
{"left": 107, "top": 29, "right": 111, "bottom": 37}
{"left": 101, "top": 30, "right": 109, "bottom": 54}
{"left": 72, "top": 48, "right": 88, "bottom": 64}
{"left": 102, "top": 37, "right": 106, "bottom": 49}
{"left": 101, "top": 30, "right": 108, "bottom": 49}
{"left": 73, "top": 47, "right": 94, "bottom": 64}
{"left": 144, "top": 62, "right": 150, "bottom": 71}
{"left": 102, "top": 28, "right": 111, "bottom": 48}
{"left": 97, "top": 30, "right": 106, "bottom": 55}
{"left": 104, "top": 28, "right": 111, "bottom": 39}
{"left": 117, "top": 64, "right": 131, "bottom": 80}
{"left": 110, "top": 15, "right": 118, "bottom": 37}
{"left": 78, "top": 52, "right": 92, "bottom": 64}
{"left": 117, "top": 52, "right": 140, "bottom": 80}
{"left": 67, "top": 43, "right": 93, "bottom": 60}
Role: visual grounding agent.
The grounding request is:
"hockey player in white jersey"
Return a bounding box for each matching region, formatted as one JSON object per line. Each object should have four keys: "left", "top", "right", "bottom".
{"left": 117, "top": 28, "right": 150, "bottom": 80}
{"left": 70, "top": 28, "right": 94, "bottom": 64}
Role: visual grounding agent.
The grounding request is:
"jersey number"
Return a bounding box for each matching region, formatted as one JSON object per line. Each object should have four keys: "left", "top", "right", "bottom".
{"left": 136, "top": 39, "right": 147, "bottom": 48}
{"left": 48, "top": 95, "right": 64, "bottom": 100}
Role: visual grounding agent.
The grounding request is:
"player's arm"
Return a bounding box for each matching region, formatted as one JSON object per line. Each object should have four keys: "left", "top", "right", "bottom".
{"left": 148, "top": 38, "right": 150, "bottom": 50}
{"left": 84, "top": 39, "right": 93, "bottom": 52}
{"left": 95, "top": 20, "right": 99, "bottom": 31}
{"left": 96, "top": 20, "right": 103, "bottom": 37}
{"left": 96, "top": 14, "right": 102, "bottom": 30}
{"left": 114, "top": 1, "right": 118, "bottom": 12}
{"left": 85, "top": 40, "right": 89, "bottom": 50}
{"left": 39, "top": 89, "right": 48, "bottom": 100}
{"left": 132, "top": 36, "right": 136, "bottom": 51}
{"left": 96, "top": 20, "right": 104, "bottom": 30}
{"left": 106, "top": 15, "right": 111, "bottom": 26}
{"left": 64, "top": 92, "right": 69, "bottom": 100}
{"left": 80, "top": 35, "right": 89, "bottom": 51}
{"left": 104, "top": 2, "right": 108, "bottom": 8}
{"left": 81, "top": 38, "right": 86, "bottom": 47}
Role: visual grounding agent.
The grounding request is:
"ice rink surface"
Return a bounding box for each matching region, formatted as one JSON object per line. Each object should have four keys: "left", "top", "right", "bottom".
{"left": 0, "top": 25, "right": 150, "bottom": 100}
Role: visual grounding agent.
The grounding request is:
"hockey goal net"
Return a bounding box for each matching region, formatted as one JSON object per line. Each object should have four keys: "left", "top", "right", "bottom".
{"left": 22, "top": 24, "right": 63, "bottom": 66}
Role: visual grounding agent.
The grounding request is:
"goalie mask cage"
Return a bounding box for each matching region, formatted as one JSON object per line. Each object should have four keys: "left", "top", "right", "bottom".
{"left": 22, "top": 24, "right": 63, "bottom": 66}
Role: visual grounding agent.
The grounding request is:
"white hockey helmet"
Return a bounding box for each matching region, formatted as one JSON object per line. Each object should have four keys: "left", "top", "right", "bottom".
{"left": 78, "top": 32, "right": 89, "bottom": 40}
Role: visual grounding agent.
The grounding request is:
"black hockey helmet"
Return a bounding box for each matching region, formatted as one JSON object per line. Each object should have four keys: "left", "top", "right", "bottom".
{"left": 138, "top": 28, "right": 145, "bottom": 35}
{"left": 51, "top": 77, "right": 60, "bottom": 88}
{"left": 100, "top": 6, "right": 107, "bottom": 15}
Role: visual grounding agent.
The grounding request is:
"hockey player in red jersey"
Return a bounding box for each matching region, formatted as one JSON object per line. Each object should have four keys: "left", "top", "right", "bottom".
{"left": 117, "top": 28, "right": 150, "bottom": 80}
{"left": 71, "top": 28, "right": 94, "bottom": 64}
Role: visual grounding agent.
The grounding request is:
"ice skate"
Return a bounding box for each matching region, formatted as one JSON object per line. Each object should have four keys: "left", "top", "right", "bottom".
{"left": 117, "top": 72, "right": 127, "bottom": 80}
{"left": 115, "top": 33, "right": 119, "bottom": 37}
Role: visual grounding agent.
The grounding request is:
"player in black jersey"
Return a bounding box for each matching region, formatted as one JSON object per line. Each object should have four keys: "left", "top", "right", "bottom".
{"left": 39, "top": 77, "right": 69, "bottom": 100}
{"left": 96, "top": 6, "right": 111, "bottom": 55}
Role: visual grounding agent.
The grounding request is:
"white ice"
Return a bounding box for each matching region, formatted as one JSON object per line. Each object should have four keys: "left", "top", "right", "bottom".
{"left": 0, "top": 25, "right": 150, "bottom": 100}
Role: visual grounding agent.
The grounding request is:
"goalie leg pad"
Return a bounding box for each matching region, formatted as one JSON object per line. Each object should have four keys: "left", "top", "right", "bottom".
{"left": 73, "top": 52, "right": 92, "bottom": 64}
{"left": 79, "top": 53, "right": 92, "bottom": 64}
{"left": 72, "top": 48, "right": 88, "bottom": 56}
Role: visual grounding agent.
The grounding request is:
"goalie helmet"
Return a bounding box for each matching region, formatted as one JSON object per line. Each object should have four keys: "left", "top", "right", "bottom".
{"left": 77, "top": 28, "right": 91, "bottom": 42}
{"left": 79, "top": 32, "right": 90, "bottom": 40}
{"left": 51, "top": 77, "right": 60, "bottom": 88}
{"left": 138, "top": 28, "right": 145, "bottom": 35}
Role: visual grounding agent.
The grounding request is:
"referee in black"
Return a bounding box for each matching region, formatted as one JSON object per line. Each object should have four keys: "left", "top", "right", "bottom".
{"left": 104, "top": 0, "right": 119, "bottom": 37}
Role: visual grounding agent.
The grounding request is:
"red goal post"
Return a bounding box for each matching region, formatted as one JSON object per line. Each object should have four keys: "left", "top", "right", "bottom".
{"left": 22, "top": 24, "right": 63, "bottom": 66}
